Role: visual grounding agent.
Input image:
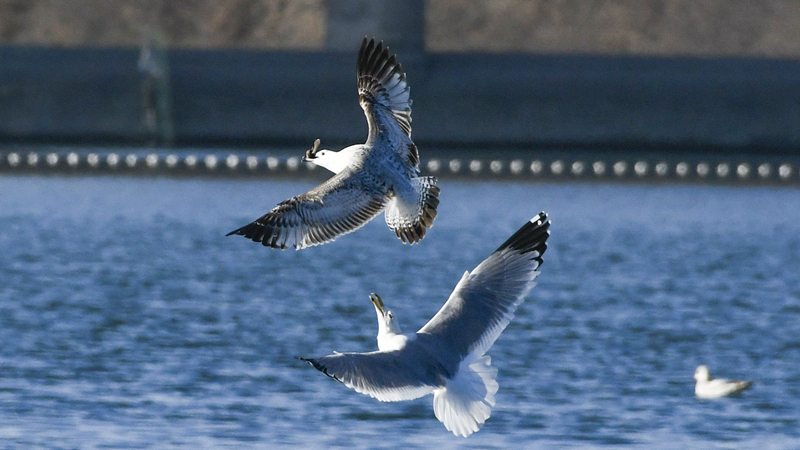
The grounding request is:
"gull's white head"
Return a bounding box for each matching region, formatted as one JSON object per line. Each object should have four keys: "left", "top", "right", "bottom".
{"left": 694, "top": 365, "right": 711, "bottom": 382}
{"left": 302, "top": 138, "right": 353, "bottom": 174}
{"left": 370, "top": 293, "right": 407, "bottom": 351}
{"left": 370, "top": 293, "right": 402, "bottom": 334}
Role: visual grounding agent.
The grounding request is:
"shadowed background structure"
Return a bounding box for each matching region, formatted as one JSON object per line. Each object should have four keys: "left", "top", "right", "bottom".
{"left": 1, "top": 0, "right": 800, "bottom": 155}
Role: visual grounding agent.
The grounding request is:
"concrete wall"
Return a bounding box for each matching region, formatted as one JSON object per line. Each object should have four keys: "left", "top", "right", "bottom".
{"left": 427, "top": 0, "right": 800, "bottom": 57}
{"left": 3, "top": 45, "right": 799, "bottom": 151}
{"left": 3, "top": 0, "right": 800, "bottom": 57}
{"left": 2, "top": 1, "right": 800, "bottom": 151}
{"left": 0, "top": 0, "right": 326, "bottom": 50}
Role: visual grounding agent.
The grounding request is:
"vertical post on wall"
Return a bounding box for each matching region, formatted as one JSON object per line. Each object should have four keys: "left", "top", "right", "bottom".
{"left": 138, "top": 0, "right": 173, "bottom": 147}
{"left": 326, "top": 0, "right": 425, "bottom": 57}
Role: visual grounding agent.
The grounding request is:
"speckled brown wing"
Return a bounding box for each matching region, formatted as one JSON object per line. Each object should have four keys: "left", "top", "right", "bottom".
{"left": 227, "top": 169, "right": 391, "bottom": 250}
{"left": 358, "top": 37, "right": 413, "bottom": 139}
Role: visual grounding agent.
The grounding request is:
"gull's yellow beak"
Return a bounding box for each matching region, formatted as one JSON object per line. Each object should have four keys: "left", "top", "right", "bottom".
{"left": 369, "top": 292, "right": 384, "bottom": 314}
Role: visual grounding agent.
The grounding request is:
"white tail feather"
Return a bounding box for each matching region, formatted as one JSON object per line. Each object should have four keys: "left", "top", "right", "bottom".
{"left": 432, "top": 355, "right": 499, "bottom": 437}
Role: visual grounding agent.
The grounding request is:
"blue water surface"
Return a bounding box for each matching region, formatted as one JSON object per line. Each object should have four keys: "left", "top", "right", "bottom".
{"left": 1, "top": 175, "right": 799, "bottom": 449}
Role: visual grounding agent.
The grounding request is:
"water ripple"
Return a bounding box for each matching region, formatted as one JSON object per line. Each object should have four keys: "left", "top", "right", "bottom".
{"left": 1, "top": 177, "right": 799, "bottom": 448}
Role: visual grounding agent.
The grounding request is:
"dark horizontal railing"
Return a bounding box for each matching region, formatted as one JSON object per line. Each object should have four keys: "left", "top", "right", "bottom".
{"left": 2, "top": 148, "right": 798, "bottom": 185}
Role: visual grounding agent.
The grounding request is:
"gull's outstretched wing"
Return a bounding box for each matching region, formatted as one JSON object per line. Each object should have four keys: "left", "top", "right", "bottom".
{"left": 418, "top": 212, "right": 550, "bottom": 359}
{"left": 301, "top": 345, "right": 443, "bottom": 402}
{"left": 357, "top": 37, "right": 417, "bottom": 166}
{"left": 227, "top": 169, "right": 390, "bottom": 250}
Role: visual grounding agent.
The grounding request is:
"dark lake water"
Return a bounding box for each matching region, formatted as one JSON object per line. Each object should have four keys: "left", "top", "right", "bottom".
{"left": 1, "top": 175, "right": 799, "bottom": 449}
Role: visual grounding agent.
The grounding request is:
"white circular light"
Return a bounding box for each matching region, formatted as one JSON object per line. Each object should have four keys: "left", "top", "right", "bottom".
{"left": 286, "top": 157, "right": 300, "bottom": 170}
{"left": 613, "top": 161, "right": 627, "bottom": 176}
{"left": 716, "top": 163, "right": 730, "bottom": 178}
{"left": 267, "top": 157, "right": 280, "bottom": 170}
{"left": 592, "top": 161, "right": 606, "bottom": 176}
{"left": 246, "top": 156, "right": 258, "bottom": 170}
{"left": 47, "top": 153, "right": 59, "bottom": 167}
{"left": 571, "top": 161, "right": 585, "bottom": 175}
{"left": 107, "top": 153, "right": 120, "bottom": 168}
{"left": 757, "top": 163, "right": 770, "bottom": 178}
{"left": 449, "top": 159, "right": 461, "bottom": 173}
{"left": 490, "top": 160, "right": 502, "bottom": 174}
{"left": 634, "top": 161, "right": 648, "bottom": 176}
{"left": 184, "top": 155, "right": 197, "bottom": 168}
{"left": 655, "top": 162, "right": 668, "bottom": 176}
{"left": 427, "top": 159, "right": 441, "bottom": 173}
{"left": 550, "top": 160, "right": 564, "bottom": 175}
{"left": 510, "top": 159, "right": 523, "bottom": 175}
{"left": 27, "top": 153, "right": 39, "bottom": 166}
{"left": 204, "top": 155, "right": 218, "bottom": 169}
{"left": 778, "top": 164, "right": 791, "bottom": 179}
{"left": 165, "top": 155, "right": 178, "bottom": 168}
{"left": 530, "top": 160, "right": 543, "bottom": 175}
{"left": 67, "top": 152, "right": 79, "bottom": 167}
{"left": 469, "top": 160, "right": 482, "bottom": 173}
{"left": 146, "top": 154, "right": 159, "bottom": 168}
{"left": 736, "top": 163, "right": 750, "bottom": 178}
{"left": 125, "top": 154, "right": 138, "bottom": 167}
{"left": 226, "top": 154, "right": 239, "bottom": 169}
{"left": 87, "top": 153, "right": 100, "bottom": 167}
{"left": 696, "top": 162, "right": 709, "bottom": 177}
{"left": 675, "top": 162, "right": 689, "bottom": 177}
{"left": 8, "top": 153, "right": 20, "bottom": 167}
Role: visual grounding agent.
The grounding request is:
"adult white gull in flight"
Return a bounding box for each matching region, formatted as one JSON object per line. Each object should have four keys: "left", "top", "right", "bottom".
{"left": 301, "top": 212, "right": 550, "bottom": 436}
{"left": 227, "top": 37, "right": 439, "bottom": 250}
{"left": 693, "top": 365, "right": 753, "bottom": 399}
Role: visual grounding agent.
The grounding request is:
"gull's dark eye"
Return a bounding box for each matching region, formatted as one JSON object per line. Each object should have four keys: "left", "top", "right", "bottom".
{"left": 387, "top": 312, "right": 393, "bottom": 319}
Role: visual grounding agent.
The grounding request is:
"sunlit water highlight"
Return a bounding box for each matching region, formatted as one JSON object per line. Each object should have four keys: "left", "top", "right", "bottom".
{"left": 1, "top": 176, "right": 799, "bottom": 449}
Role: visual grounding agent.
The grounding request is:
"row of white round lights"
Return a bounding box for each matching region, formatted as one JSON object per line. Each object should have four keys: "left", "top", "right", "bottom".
{"left": 2, "top": 151, "right": 798, "bottom": 181}
{"left": 1, "top": 151, "right": 315, "bottom": 172}
{"left": 424, "top": 158, "right": 798, "bottom": 181}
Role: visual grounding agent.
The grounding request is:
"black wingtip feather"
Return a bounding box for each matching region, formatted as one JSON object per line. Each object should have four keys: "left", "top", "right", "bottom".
{"left": 495, "top": 212, "right": 550, "bottom": 259}
{"left": 299, "top": 357, "right": 342, "bottom": 383}
{"left": 226, "top": 222, "right": 259, "bottom": 238}
{"left": 356, "top": 36, "right": 413, "bottom": 138}
{"left": 298, "top": 356, "right": 326, "bottom": 373}
{"left": 226, "top": 221, "right": 292, "bottom": 250}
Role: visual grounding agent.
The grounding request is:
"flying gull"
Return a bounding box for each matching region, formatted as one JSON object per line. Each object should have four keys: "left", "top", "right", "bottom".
{"left": 227, "top": 37, "right": 440, "bottom": 250}
{"left": 693, "top": 365, "right": 753, "bottom": 399}
{"left": 301, "top": 212, "right": 550, "bottom": 436}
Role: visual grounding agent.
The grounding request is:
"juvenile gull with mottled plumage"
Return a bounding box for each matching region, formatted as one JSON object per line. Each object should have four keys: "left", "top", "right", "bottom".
{"left": 301, "top": 212, "right": 550, "bottom": 437}
{"left": 227, "top": 37, "right": 439, "bottom": 250}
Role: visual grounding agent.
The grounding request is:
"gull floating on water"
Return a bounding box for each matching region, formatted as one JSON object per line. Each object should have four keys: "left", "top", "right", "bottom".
{"left": 301, "top": 212, "right": 550, "bottom": 436}
{"left": 694, "top": 365, "right": 753, "bottom": 399}
{"left": 227, "top": 37, "right": 439, "bottom": 250}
